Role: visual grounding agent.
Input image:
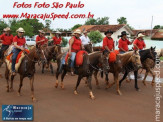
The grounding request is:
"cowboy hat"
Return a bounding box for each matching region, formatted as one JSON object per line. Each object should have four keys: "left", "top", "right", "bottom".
{"left": 105, "top": 30, "right": 113, "bottom": 35}
{"left": 16, "top": 27, "right": 25, "bottom": 33}
{"left": 3, "top": 28, "right": 7, "bottom": 32}
{"left": 121, "top": 31, "right": 129, "bottom": 36}
{"left": 5, "top": 27, "right": 11, "bottom": 31}
{"left": 55, "top": 31, "right": 61, "bottom": 34}
{"left": 74, "top": 29, "right": 81, "bottom": 35}
{"left": 137, "top": 33, "right": 145, "bottom": 38}
{"left": 38, "top": 30, "right": 45, "bottom": 34}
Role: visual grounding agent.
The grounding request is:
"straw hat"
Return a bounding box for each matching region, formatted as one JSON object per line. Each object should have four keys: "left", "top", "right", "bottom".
{"left": 137, "top": 33, "right": 145, "bottom": 38}
{"left": 74, "top": 29, "right": 81, "bottom": 35}
{"left": 5, "top": 27, "right": 11, "bottom": 31}
{"left": 3, "top": 28, "right": 6, "bottom": 32}
{"left": 83, "top": 30, "right": 88, "bottom": 34}
{"left": 55, "top": 31, "right": 61, "bottom": 34}
{"left": 38, "top": 30, "right": 45, "bottom": 34}
{"left": 16, "top": 27, "right": 25, "bottom": 33}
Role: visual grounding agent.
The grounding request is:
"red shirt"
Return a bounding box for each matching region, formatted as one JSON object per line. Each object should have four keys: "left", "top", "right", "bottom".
{"left": 133, "top": 39, "right": 146, "bottom": 50}
{"left": 103, "top": 37, "right": 114, "bottom": 50}
{"left": 118, "top": 38, "right": 131, "bottom": 51}
{"left": 36, "top": 35, "right": 48, "bottom": 45}
{"left": 0, "top": 34, "right": 13, "bottom": 45}
{"left": 53, "top": 36, "right": 62, "bottom": 45}
{"left": 69, "top": 36, "right": 81, "bottom": 52}
{"left": 13, "top": 36, "right": 26, "bottom": 46}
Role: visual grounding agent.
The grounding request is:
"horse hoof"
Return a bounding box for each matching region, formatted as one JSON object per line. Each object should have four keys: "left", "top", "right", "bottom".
{"left": 142, "top": 81, "right": 147, "bottom": 86}
{"left": 6, "top": 89, "right": 9, "bottom": 92}
{"left": 90, "top": 95, "right": 95, "bottom": 100}
{"left": 74, "top": 90, "right": 78, "bottom": 95}
{"left": 151, "top": 82, "right": 155, "bottom": 87}
{"left": 55, "top": 83, "right": 58, "bottom": 88}
{"left": 61, "top": 86, "right": 64, "bottom": 89}
{"left": 136, "top": 88, "right": 141, "bottom": 91}
{"left": 17, "top": 92, "right": 22, "bottom": 96}
{"left": 32, "top": 97, "right": 37, "bottom": 102}
{"left": 117, "top": 91, "right": 122, "bottom": 95}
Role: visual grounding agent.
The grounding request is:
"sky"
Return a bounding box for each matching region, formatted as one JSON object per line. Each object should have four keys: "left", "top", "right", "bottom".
{"left": 0, "top": 0, "right": 163, "bottom": 30}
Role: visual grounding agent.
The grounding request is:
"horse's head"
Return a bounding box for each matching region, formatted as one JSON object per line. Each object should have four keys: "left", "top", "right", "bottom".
{"left": 84, "top": 44, "right": 93, "bottom": 53}
{"left": 130, "top": 50, "right": 142, "bottom": 69}
{"left": 100, "top": 50, "right": 110, "bottom": 74}
{"left": 34, "top": 46, "right": 47, "bottom": 63}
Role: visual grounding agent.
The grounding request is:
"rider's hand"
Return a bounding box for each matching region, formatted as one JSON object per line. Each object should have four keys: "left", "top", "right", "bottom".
{"left": 68, "top": 51, "right": 71, "bottom": 57}
{"left": 20, "top": 47, "right": 25, "bottom": 51}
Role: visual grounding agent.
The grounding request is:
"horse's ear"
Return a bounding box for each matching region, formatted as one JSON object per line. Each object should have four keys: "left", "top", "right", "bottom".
{"left": 150, "top": 46, "right": 153, "bottom": 51}
{"left": 154, "top": 46, "right": 156, "bottom": 50}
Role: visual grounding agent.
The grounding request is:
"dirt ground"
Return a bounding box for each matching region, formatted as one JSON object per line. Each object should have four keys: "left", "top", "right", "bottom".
{"left": 0, "top": 62, "right": 163, "bottom": 122}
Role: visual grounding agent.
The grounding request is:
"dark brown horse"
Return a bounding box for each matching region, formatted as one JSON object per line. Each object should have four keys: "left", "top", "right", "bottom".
{"left": 55, "top": 50, "right": 109, "bottom": 99}
{"left": 94, "top": 50, "right": 142, "bottom": 95}
{"left": 84, "top": 43, "right": 93, "bottom": 53}
{"left": 41, "top": 45, "right": 60, "bottom": 74}
{"left": 5, "top": 46, "right": 46, "bottom": 102}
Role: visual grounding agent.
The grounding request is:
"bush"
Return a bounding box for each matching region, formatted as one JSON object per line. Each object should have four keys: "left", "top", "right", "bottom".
{"left": 62, "top": 37, "right": 68, "bottom": 47}
{"left": 88, "top": 31, "right": 103, "bottom": 44}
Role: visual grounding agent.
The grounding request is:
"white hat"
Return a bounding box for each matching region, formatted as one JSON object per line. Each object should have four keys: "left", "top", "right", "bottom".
{"left": 55, "top": 31, "right": 61, "bottom": 34}
{"left": 3, "top": 28, "right": 6, "bottom": 31}
{"left": 38, "top": 30, "right": 45, "bottom": 34}
{"left": 16, "top": 27, "right": 25, "bottom": 33}
{"left": 74, "top": 29, "right": 81, "bottom": 35}
{"left": 83, "top": 30, "right": 88, "bottom": 33}
{"left": 137, "top": 33, "right": 145, "bottom": 38}
{"left": 5, "top": 27, "right": 11, "bottom": 31}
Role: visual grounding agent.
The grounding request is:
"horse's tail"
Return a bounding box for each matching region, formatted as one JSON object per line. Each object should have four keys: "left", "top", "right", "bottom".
{"left": 101, "top": 71, "right": 103, "bottom": 78}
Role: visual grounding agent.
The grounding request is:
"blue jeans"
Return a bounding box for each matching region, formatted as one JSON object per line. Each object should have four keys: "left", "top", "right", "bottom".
{"left": 120, "top": 51, "right": 125, "bottom": 54}
{"left": 12, "top": 48, "right": 21, "bottom": 72}
{"left": 70, "top": 52, "right": 76, "bottom": 68}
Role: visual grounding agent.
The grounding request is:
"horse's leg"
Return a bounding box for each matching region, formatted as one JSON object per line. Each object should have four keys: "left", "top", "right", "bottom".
{"left": 142, "top": 70, "right": 148, "bottom": 86}
{"left": 149, "top": 69, "right": 155, "bottom": 87}
{"left": 5, "top": 68, "right": 9, "bottom": 92}
{"left": 18, "top": 75, "right": 24, "bottom": 96}
{"left": 94, "top": 71, "right": 100, "bottom": 89}
{"left": 10, "top": 75, "right": 15, "bottom": 92}
{"left": 30, "top": 76, "right": 37, "bottom": 102}
{"left": 134, "top": 71, "right": 140, "bottom": 91}
{"left": 60, "top": 70, "right": 67, "bottom": 89}
{"left": 115, "top": 73, "right": 122, "bottom": 95}
{"left": 55, "top": 67, "right": 60, "bottom": 88}
{"left": 87, "top": 75, "right": 95, "bottom": 99}
{"left": 74, "top": 75, "right": 82, "bottom": 95}
{"left": 119, "top": 71, "right": 128, "bottom": 87}
{"left": 42, "top": 62, "right": 45, "bottom": 74}
{"left": 50, "top": 62, "right": 54, "bottom": 74}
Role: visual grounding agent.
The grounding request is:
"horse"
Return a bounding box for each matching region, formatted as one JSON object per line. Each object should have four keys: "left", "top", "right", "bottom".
{"left": 84, "top": 43, "right": 93, "bottom": 53}
{"left": 41, "top": 45, "right": 60, "bottom": 74}
{"left": 55, "top": 50, "right": 110, "bottom": 99}
{"left": 5, "top": 46, "right": 46, "bottom": 102}
{"left": 119, "top": 47, "right": 157, "bottom": 87}
{"left": 94, "top": 50, "right": 142, "bottom": 95}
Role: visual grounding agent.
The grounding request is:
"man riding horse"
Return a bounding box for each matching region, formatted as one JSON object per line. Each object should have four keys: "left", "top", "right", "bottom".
{"left": 0, "top": 27, "right": 13, "bottom": 66}
{"left": 35, "top": 30, "right": 48, "bottom": 47}
{"left": 133, "top": 33, "right": 146, "bottom": 51}
{"left": 103, "top": 30, "right": 114, "bottom": 52}
{"left": 11, "top": 27, "right": 27, "bottom": 76}
{"left": 68, "top": 29, "right": 84, "bottom": 75}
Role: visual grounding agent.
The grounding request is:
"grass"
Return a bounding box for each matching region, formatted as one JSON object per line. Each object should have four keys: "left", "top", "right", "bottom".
{"left": 160, "top": 57, "right": 163, "bottom": 60}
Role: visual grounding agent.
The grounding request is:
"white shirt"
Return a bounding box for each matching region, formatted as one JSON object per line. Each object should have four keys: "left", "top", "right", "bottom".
{"left": 80, "top": 35, "right": 90, "bottom": 45}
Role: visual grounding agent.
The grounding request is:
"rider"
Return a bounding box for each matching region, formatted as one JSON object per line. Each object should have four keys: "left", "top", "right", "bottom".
{"left": 0, "top": 27, "right": 13, "bottom": 59}
{"left": 52, "top": 31, "right": 62, "bottom": 45}
{"left": 103, "top": 30, "right": 114, "bottom": 52}
{"left": 80, "top": 31, "right": 91, "bottom": 45}
{"left": 36, "top": 30, "right": 48, "bottom": 47}
{"left": 118, "top": 31, "right": 133, "bottom": 54}
{"left": 12, "top": 27, "right": 26, "bottom": 75}
{"left": 69, "top": 29, "right": 83, "bottom": 75}
{"left": 133, "top": 33, "right": 146, "bottom": 51}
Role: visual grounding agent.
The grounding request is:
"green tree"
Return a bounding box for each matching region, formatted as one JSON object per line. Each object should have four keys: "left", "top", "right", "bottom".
{"left": 45, "top": 19, "right": 51, "bottom": 29}
{"left": 61, "top": 37, "right": 68, "bottom": 47}
{"left": 88, "top": 31, "right": 103, "bottom": 45}
{"left": 0, "top": 19, "right": 8, "bottom": 34}
{"left": 153, "top": 25, "right": 163, "bottom": 29}
{"left": 117, "top": 17, "right": 127, "bottom": 24}
{"left": 85, "top": 17, "right": 109, "bottom": 25}
{"left": 71, "top": 24, "right": 82, "bottom": 31}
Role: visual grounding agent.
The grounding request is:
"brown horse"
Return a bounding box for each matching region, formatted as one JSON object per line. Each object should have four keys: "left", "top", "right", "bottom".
{"left": 41, "top": 45, "right": 60, "bottom": 74}
{"left": 55, "top": 50, "right": 109, "bottom": 99}
{"left": 5, "top": 46, "right": 46, "bottom": 102}
{"left": 84, "top": 43, "right": 93, "bottom": 53}
{"left": 94, "top": 50, "right": 142, "bottom": 95}
{"left": 93, "top": 46, "right": 102, "bottom": 51}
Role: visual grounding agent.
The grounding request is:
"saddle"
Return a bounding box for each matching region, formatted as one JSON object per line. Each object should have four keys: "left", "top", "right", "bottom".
{"left": 65, "top": 50, "right": 88, "bottom": 67}
{"left": 5, "top": 49, "right": 30, "bottom": 72}
{"left": 109, "top": 50, "right": 119, "bottom": 63}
